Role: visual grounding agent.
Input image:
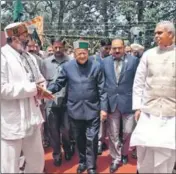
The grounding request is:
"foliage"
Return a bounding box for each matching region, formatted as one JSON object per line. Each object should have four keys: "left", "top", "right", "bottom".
{"left": 1, "top": 0, "right": 175, "bottom": 48}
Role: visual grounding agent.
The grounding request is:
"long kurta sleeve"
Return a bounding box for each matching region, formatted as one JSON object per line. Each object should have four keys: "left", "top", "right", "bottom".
{"left": 1, "top": 54, "right": 37, "bottom": 100}
{"left": 48, "top": 65, "right": 68, "bottom": 94}
{"left": 132, "top": 52, "right": 147, "bottom": 110}
{"left": 97, "top": 68, "right": 108, "bottom": 112}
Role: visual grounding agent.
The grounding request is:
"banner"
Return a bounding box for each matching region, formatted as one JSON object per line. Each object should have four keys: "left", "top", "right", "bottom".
{"left": 25, "top": 16, "right": 44, "bottom": 45}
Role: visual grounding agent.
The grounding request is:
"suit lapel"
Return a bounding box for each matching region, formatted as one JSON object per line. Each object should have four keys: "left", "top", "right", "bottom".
{"left": 109, "top": 56, "right": 118, "bottom": 84}
{"left": 118, "top": 55, "right": 128, "bottom": 84}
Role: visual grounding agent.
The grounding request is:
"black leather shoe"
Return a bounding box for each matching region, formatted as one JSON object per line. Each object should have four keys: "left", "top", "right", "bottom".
{"left": 65, "top": 151, "right": 72, "bottom": 161}
{"left": 70, "top": 141, "right": 75, "bottom": 156}
{"left": 110, "top": 163, "right": 120, "bottom": 173}
{"left": 98, "top": 144, "right": 103, "bottom": 155}
{"left": 53, "top": 157, "right": 62, "bottom": 166}
{"left": 88, "top": 169, "right": 96, "bottom": 174}
{"left": 122, "top": 155, "right": 128, "bottom": 164}
{"left": 77, "top": 163, "right": 87, "bottom": 174}
{"left": 102, "top": 142, "right": 108, "bottom": 151}
{"left": 131, "top": 149, "right": 137, "bottom": 159}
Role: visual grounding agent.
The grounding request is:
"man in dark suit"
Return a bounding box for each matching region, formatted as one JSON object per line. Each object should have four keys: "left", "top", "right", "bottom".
{"left": 48, "top": 40, "right": 108, "bottom": 174}
{"left": 91, "top": 39, "right": 111, "bottom": 155}
{"left": 103, "top": 39, "right": 139, "bottom": 173}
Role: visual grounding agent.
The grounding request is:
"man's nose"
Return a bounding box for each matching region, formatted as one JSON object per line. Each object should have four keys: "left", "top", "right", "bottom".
{"left": 56, "top": 47, "right": 60, "bottom": 51}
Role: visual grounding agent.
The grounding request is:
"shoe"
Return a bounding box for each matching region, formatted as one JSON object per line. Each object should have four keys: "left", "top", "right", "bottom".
{"left": 88, "top": 169, "right": 96, "bottom": 174}
{"left": 110, "top": 163, "right": 120, "bottom": 173}
{"left": 65, "top": 151, "right": 72, "bottom": 161}
{"left": 137, "top": 170, "right": 139, "bottom": 174}
{"left": 102, "top": 142, "right": 108, "bottom": 151}
{"left": 77, "top": 163, "right": 87, "bottom": 174}
{"left": 98, "top": 144, "right": 103, "bottom": 155}
{"left": 131, "top": 149, "right": 137, "bottom": 159}
{"left": 121, "top": 155, "right": 128, "bottom": 165}
{"left": 70, "top": 141, "right": 76, "bottom": 156}
{"left": 53, "top": 157, "right": 62, "bottom": 166}
{"left": 43, "top": 139, "right": 50, "bottom": 148}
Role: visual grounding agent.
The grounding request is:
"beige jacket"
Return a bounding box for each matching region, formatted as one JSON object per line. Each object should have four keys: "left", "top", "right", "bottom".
{"left": 133, "top": 45, "right": 176, "bottom": 116}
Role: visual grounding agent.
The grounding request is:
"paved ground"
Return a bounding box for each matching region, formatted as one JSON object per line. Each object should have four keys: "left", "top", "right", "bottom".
{"left": 45, "top": 148, "right": 137, "bottom": 173}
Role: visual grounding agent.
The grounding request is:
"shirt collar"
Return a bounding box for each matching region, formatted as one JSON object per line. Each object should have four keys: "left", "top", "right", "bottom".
{"left": 157, "top": 44, "right": 175, "bottom": 52}
{"left": 51, "top": 55, "right": 68, "bottom": 64}
{"left": 113, "top": 55, "right": 125, "bottom": 61}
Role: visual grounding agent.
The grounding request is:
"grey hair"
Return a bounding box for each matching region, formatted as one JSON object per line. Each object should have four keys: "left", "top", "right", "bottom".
{"left": 156, "top": 21, "right": 175, "bottom": 36}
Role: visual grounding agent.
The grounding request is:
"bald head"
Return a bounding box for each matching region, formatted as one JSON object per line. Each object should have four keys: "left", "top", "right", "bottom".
{"left": 112, "top": 39, "right": 124, "bottom": 46}
{"left": 154, "top": 21, "right": 175, "bottom": 47}
{"left": 111, "top": 39, "right": 125, "bottom": 59}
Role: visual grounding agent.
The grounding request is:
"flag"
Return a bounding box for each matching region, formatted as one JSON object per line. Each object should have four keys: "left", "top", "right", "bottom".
{"left": 32, "top": 28, "right": 42, "bottom": 48}
{"left": 25, "top": 16, "right": 44, "bottom": 45}
{"left": 13, "top": 0, "right": 23, "bottom": 22}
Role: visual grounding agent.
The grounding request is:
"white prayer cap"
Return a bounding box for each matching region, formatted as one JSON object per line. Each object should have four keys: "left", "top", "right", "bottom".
{"left": 130, "top": 43, "right": 144, "bottom": 51}
{"left": 4, "top": 22, "right": 28, "bottom": 38}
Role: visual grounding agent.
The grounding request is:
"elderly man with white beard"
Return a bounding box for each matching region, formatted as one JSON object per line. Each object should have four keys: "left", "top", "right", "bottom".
{"left": 130, "top": 21, "right": 176, "bottom": 173}
{"left": 1, "top": 22, "right": 53, "bottom": 173}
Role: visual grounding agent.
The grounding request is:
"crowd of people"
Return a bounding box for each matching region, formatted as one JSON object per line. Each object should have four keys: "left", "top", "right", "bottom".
{"left": 1, "top": 20, "right": 175, "bottom": 174}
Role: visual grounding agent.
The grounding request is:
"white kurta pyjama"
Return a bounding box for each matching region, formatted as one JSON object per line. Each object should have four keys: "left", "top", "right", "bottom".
{"left": 130, "top": 45, "right": 176, "bottom": 173}
{"left": 1, "top": 44, "right": 45, "bottom": 173}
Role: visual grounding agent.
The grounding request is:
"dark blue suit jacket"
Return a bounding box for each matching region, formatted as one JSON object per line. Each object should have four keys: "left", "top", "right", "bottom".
{"left": 103, "top": 54, "right": 139, "bottom": 114}
{"left": 48, "top": 58, "right": 108, "bottom": 120}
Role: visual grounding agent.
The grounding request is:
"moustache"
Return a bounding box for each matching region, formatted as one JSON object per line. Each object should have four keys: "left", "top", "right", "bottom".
{"left": 28, "top": 50, "right": 35, "bottom": 53}
{"left": 55, "top": 51, "right": 63, "bottom": 55}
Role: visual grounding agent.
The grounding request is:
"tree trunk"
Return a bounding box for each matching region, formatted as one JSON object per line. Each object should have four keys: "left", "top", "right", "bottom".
{"left": 58, "top": 0, "right": 65, "bottom": 35}
{"left": 137, "top": 1, "right": 144, "bottom": 22}
{"left": 101, "top": 0, "right": 109, "bottom": 37}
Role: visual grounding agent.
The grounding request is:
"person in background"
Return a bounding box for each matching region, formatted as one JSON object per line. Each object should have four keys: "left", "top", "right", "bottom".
{"left": 93, "top": 38, "right": 111, "bottom": 62}
{"left": 103, "top": 39, "right": 139, "bottom": 173}
{"left": 130, "top": 21, "right": 176, "bottom": 173}
{"left": 48, "top": 40, "right": 108, "bottom": 174}
{"left": 125, "top": 45, "right": 132, "bottom": 54}
{"left": 25, "top": 39, "right": 50, "bottom": 149}
{"left": 41, "top": 39, "right": 74, "bottom": 166}
{"left": 25, "top": 39, "right": 43, "bottom": 72}
{"left": 66, "top": 47, "right": 74, "bottom": 59}
{"left": 47, "top": 45, "right": 54, "bottom": 57}
{"left": 130, "top": 43, "right": 145, "bottom": 59}
{"left": 91, "top": 39, "right": 111, "bottom": 155}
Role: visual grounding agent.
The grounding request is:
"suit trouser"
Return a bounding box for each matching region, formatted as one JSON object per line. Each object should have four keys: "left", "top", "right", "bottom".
{"left": 71, "top": 116, "right": 100, "bottom": 170}
{"left": 40, "top": 102, "right": 49, "bottom": 144}
{"left": 137, "top": 146, "right": 175, "bottom": 173}
{"left": 98, "top": 120, "right": 107, "bottom": 145}
{"left": 46, "top": 107, "right": 71, "bottom": 160}
{"left": 1, "top": 127, "right": 44, "bottom": 173}
{"left": 107, "top": 108, "right": 135, "bottom": 163}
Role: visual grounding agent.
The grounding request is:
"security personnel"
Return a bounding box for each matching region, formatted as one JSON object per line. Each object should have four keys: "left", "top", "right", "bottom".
{"left": 48, "top": 40, "right": 108, "bottom": 174}
{"left": 92, "top": 39, "right": 111, "bottom": 155}
{"left": 41, "top": 40, "right": 73, "bottom": 166}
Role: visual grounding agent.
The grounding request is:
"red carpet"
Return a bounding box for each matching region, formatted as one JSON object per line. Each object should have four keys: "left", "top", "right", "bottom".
{"left": 45, "top": 148, "right": 137, "bottom": 173}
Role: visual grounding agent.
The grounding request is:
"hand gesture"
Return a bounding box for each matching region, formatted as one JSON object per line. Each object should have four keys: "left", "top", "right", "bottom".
{"left": 134, "top": 110, "right": 141, "bottom": 122}
{"left": 36, "top": 85, "right": 55, "bottom": 100}
{"left": 100, "top": 110, "right": 108, "bottom": 121}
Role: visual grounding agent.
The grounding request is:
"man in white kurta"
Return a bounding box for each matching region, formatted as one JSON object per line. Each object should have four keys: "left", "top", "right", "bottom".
{"left": 1, "top": 22, "right": 46, "bottom": 173}
{"left": 130, "top": 21, "right": 176, "bottom": 173}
